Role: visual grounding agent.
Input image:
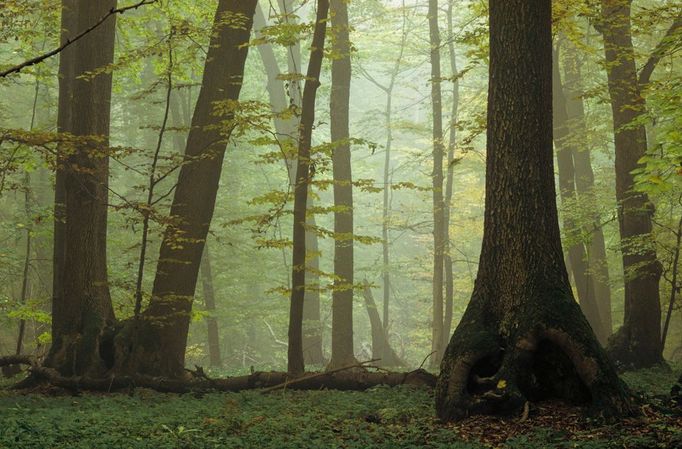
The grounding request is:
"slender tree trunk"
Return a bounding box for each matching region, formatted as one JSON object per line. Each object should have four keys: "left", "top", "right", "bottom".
{"left": 428, "top": 0, "right": 446, "bottom": 367}
{"left": 46, "top": 0, "right": 117, "bottom": 377}
{"left": 200, "top": 244, "right": 222, "bottom": 368}
{"left": 380, "top": 0, "right": 408, "bottom": 338}
{"left": 328, "top": 0, "right": 355, "bottom": 370}
{"left": 600, "top": 0, "right": 663, "bottom": 368}
{"left": 436, "top": 0, "right": 631, "bottom": 421}
{"left": 288, "top": 0, "right": 329, "bottom": 376}
{"left": 361, "top": 280, "right": 403, "bottom": 367}
{"left": 254, "top": 5, "right": 324, "bottom": 365}
{"left": 113, "top": 0, "right": 258, "bottom": 378}
{"left": 552, "top": 48, "right": 606, "bottom": 343}
{"left": 442, "top": 0, "right": 459, "bottom": 350}
{"left": 562, "top": 44, "right": 613, "bottom": 338}
{"left": 661, "top": 213, "right": 682, "bottom": 350}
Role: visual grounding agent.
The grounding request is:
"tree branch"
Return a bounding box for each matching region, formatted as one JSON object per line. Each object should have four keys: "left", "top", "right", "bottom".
{"left": 0, "top": 0, "right": 157, "bottom": 78}
{"left": 639, "top": 15, "right": 682, "bottom": 87}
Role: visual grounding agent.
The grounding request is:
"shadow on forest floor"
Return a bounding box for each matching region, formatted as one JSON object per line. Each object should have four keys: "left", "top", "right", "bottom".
{"left": 0, "top": 365, "right": 680, "bottom": 449}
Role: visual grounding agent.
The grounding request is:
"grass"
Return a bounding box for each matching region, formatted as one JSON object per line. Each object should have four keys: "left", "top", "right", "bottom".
{"left": 0, "top": 367, "right": 680, "bottom": 449}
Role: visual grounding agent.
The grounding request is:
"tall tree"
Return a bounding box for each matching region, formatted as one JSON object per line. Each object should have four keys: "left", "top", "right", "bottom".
{"left": 562, "top": 40, "right": 613, "bottom": 339}
{"left": 287, "top": 0, "right": 330, "bottom": 376}
{"left": 113, "top": 0, "right": 258, "bottom": 378}
{"left": 442, "top": 0, "right": 459, "bottom": 350}
{"left": 436, "top": 0, "right": 631, "bottom": 421}
{"left": 599, "top": 0, "right": 663, "bottom": 368}
{"left": 328, "top": 0, "right": 355, "bottom": 370}
{"left": 552, "top": 47, "right": 606, "bottom": 343}
{"left": 254, "top": 3, "right": 324, "bottom": 365}
{"left": 428, "top": 0, "right": 446, "bottom": 367}
{"left": 46, "top": 0, "right": 117, "bottom": 377}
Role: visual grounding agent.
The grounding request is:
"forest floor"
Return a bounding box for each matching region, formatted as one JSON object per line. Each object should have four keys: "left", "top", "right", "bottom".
{"left": 0, "top": 365, "right": 680, "bottom": 449}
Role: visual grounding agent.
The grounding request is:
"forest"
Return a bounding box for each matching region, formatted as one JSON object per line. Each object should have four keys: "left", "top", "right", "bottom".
{"left": 0, "top": 0, "right": 681, "bottom": 447}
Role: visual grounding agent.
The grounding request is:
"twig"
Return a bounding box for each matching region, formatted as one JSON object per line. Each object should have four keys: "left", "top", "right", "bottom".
{"left": 260, "top": 359, "right": 380, "bottom": 394}
{"left": 418, "top": 351, "right": 437, "bottom": 371}
{"left": 0, "top": 0, "right": 158, "bottom": 78}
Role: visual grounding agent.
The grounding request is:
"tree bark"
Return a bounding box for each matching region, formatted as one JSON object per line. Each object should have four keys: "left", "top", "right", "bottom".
{"left": 200, "top": 244, "right": 222, "bottom": 368}
{"left": 562, "top": 43, "right": 613, "bottom": 339}
{"left": 436, "top": 0, "right": 631, "bottom": 422}
{"left": 45, "top": 0, "right": 117, "bottom": 377}
{"left": 442, "top": 0, "right": 459, "bottom": 350}
{"left": 113, "top": 0, "right": 258, "bottom": 378}
{"left": 253, "top": 5, "right": 324, "bottom": 365}
{"left": 600, "top": 0, "right": 663, "bottom": 369}
{"left": 428, "top": 0, "right": 446, "bottom": 368}
{"left": 328, "top": 0, "right": 356, "bottom": 370}
{"left": 361, "top": 280, "right": 404, "bottom": 367}
{"left": 552, "top": 47, "right": 606, "bottom": 344}
{"left": 288, "top": 0, "right": 329, "bottom": 376}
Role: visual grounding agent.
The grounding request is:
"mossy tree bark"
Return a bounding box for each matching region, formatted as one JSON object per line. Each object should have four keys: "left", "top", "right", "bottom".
{"left": 599, "top": 0, "right": 663, "bottom": 369}
{"left": 435, "top": 0, "right": 632, "bottom": 422}
{"left": 328, "top": 0, "right": 356, "bottom": 370}
{"left": 112, "top": 0, "right": 258, "bottom": 378}
{"left": 45, "top": 0, "right": 117, "bottom": 377}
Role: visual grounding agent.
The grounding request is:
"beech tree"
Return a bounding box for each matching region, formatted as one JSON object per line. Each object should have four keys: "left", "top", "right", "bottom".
{"left": 287, "top": 0, "right": 329, "bottom": 376}
{"left": 46, "top": 0, "right": 118, "bottom": 377}
{"left": 112, "top": 0, "right": 258, "bottom": 378}
{"left": 328, "top": 0, "right": 356, "bottom": 370}
{"left": 436, "top": 0, "right": 631, "bottom": 421}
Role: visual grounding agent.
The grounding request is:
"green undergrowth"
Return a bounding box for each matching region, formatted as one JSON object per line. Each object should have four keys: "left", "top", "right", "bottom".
{"left": 0, "top": 368, "right": 680, "bottom": 449}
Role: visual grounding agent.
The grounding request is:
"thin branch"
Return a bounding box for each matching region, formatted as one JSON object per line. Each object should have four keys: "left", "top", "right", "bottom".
{"left": 0, "top": 0, "right": 158, "bottom": 78}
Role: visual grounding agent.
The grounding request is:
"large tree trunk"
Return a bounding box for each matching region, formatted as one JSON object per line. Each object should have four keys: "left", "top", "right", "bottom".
{"left": 428, "top": 0, "right": 446, "bottom": 368}
{"left": 200, "top": 244, "right": 222, "bottom": 368}
{"left": 45, "top": 0, "right": 117, "bottom": 377}
{"left": 328, "top": 0, "right": 356, "bottom": 370}
{"left": 552, "top": 48, "right": 606, "bottom": 344}
{"left": 562, "top": 43, "right": 613, "bottom": 339}
{"left": 599, "top": 0, "right": 663, "bottom": 369}
{"left": 113, "top": 0, "right": 258, "bottom": 378}
{"left": 287, "top": 0, "right": 329, "bottom": 376}
{"left": 436, "top": 0, "right": 632, "bottom": 422}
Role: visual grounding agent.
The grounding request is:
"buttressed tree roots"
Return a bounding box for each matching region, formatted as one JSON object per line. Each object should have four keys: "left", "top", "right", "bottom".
{"left": 435, "top": 0, "right": 633, "bottom": 422}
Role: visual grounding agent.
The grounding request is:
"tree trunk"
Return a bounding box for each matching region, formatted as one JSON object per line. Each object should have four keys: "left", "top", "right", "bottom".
{"left": 428, "top": 0, "right": 446, "bottom": 368}
{"left": 361, "top": 280, "right": 403, "bottom": 367}
{"left": 113, "top": 0, "right": 258, "bottom": 378}
{"left": 254, "top": 5, "right": 324, "bottom": 365}
{"left": 287, "top": 0, "right": 329, "bottom": 376}
{"left": 436, "top": 0, "right": 632, "bottom": 422}
{"left": 562, "top": 43, "right": 613, "bottom": 338}
{"left": 442, "top": 0, "right": 459, "bottom": 350}
{"left": 328, "top": 0, "right": 355, "bottom": 370}
{"left": 200, "top": 244, "right": 222, "bottom": 368}
{"left": 600, "top": 0, "right": 663, "bottom": 369}
{"left": 552, "top": 48, "right": 606, "bottom": 344}
{"left": 45, "top": 0, "right": 117, "bottom": 377}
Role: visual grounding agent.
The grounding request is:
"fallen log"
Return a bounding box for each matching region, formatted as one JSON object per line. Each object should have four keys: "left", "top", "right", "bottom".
{"left": 0, "top": 355, "right": 35, "bottom": 367}
{"left": 18, "top": 365, "right": 436, "bottom": 394}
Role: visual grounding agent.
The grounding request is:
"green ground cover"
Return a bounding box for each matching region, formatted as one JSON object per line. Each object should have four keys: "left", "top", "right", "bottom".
{"left": 0, "top": 366, "right": 680, "bottom": 449}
